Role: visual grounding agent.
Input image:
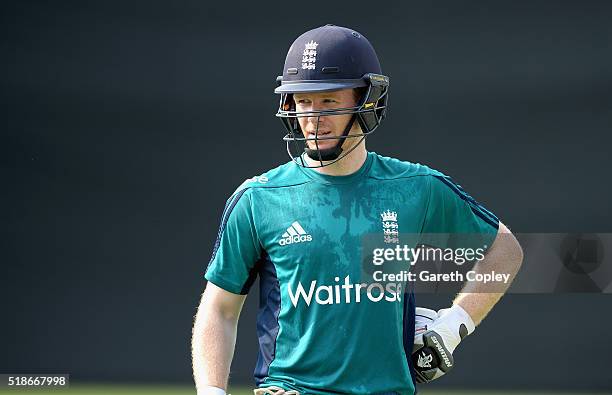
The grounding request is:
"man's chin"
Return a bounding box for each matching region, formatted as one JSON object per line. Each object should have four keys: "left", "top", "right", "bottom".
{"left": 306, "top": 143, "right": 337, "bottom": 151}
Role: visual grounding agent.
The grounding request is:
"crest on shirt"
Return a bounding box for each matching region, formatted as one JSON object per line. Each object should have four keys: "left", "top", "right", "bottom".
{"left": 381, "top": 210, "right": 399, "bottom": 244}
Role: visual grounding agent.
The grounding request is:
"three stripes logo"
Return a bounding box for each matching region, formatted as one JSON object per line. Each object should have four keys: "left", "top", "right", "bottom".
{"left": 279, "top": 221, "right": 312, "bottom": 246}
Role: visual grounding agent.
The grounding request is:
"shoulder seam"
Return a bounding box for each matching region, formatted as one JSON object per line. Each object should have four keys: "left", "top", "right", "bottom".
{"left": 207, "top": 187, "right": 251, "bottom": 270}
{"left": 432, "top": 175, "right": 499, "bottom": 228}
{"left": 418, "top": 175, "right": 434, "bottom": 234}
{"left": 247, "top": 190, "right": 264, "bottom": 250}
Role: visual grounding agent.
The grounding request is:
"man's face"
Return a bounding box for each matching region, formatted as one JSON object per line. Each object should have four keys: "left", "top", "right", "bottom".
{"left": 293, "top": 89, "right": 361, "bottom": 151}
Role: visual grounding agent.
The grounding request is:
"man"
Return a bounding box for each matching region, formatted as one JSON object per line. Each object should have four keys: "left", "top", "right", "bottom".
{"left": 192, "top": 25, "right": 523, "bottom": 395}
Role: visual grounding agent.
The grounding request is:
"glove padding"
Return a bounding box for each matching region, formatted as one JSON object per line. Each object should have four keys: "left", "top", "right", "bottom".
{"left": 412, "top": 305, "right": 475, "bottom": 383}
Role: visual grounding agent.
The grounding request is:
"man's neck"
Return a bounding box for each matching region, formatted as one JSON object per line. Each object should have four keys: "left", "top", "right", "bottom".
{"left": 307, "top": 142, "right": 368, "bottom": 176}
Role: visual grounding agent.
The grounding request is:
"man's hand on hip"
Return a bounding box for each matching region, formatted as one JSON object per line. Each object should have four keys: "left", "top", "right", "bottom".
{"left": 412, "top": 304, "right": 475, "bottom": 383}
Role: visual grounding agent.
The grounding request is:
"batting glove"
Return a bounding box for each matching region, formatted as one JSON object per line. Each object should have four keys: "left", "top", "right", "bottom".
{"left": 412, "top": 304, "right": 475, "bottom": 383}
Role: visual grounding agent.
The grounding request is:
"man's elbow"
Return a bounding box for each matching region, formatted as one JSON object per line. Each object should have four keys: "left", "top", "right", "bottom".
{"left": 497, "top": 222, "right": 524, "bottom": 271}
{"left": 199, "top": 282, "right": 246, "bottom": 323}
{"left": 510, "top": 236, "right": 524, "bottom": 272}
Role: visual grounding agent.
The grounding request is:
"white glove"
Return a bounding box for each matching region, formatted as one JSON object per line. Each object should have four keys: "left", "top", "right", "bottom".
{"left": 412, "top": 304, "right": 475, "bottom": 383}
{"left": 414, "top": 307, "right": 438, "bottom": 336}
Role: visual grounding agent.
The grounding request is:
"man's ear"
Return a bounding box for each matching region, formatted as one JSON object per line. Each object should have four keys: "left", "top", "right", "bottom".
{"left": 283, "top": 94, "right": 295, "bottom": 111}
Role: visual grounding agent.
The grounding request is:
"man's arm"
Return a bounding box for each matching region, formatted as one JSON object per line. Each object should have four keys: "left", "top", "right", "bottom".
{"left": 192, "top": 282, "right": 247, "bottom": 393}
{"left": 412, "top": 222, "right": 523, "bottom": 383}
{"left": 454, "top": 221, "right": 523, "bottom": 325}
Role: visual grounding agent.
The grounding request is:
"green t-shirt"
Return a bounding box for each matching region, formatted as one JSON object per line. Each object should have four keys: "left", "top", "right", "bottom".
{"left": 205, "top": 152, "right": 499, "bottom": 395}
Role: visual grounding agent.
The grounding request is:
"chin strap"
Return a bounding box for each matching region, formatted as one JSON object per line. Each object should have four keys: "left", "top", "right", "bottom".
{"left": 305, "top": 114, "right": 356, "bottom": 162}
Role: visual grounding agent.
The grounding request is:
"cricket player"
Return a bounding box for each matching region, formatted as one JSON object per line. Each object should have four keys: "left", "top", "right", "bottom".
{"left": 192, "top": 25, "right": 523, "bottom": 395}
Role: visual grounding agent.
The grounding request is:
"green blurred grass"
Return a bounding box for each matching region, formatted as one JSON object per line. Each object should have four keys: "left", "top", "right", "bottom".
{"left": 0, "top": 386, "right": 605, "bottom": 395}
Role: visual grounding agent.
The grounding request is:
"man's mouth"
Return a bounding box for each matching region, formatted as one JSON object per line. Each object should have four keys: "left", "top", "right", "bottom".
{"left": 306, "top": 130, "right": 332, "bottom": 139}
{"left": 305, "top": 133, "right": 336, "bottom": 150}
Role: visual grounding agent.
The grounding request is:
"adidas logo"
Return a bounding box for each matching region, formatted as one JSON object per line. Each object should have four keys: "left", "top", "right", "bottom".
{"left": 279, "top": 221, "right": 312, "bottom": 246}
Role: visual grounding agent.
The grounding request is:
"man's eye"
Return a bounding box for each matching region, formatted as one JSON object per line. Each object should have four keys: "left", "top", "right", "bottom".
{"left": 324, "top": 99, "right": 338, "bottom": 103}
{"left": 296, "top": 99, "right": 310, "bottom": 104}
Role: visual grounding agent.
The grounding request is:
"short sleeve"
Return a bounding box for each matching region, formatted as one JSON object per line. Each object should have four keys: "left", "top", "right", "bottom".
{"left": 204, "top": 188, "right": 263, "bottom": 294}
{"left": 421, "top": 174, "right": 499, "bottom": 250}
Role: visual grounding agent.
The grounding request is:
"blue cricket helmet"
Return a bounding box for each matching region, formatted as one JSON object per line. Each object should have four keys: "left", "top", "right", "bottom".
{"left": 275, "top": 24, "right": 383, "bottom": 93}
{"left": 275, "top": 25, "right": 390, "bottom": 167}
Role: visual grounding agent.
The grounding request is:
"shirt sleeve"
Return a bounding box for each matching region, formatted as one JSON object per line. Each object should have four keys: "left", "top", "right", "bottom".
{"left": 421, "top": 174, "right": 500, "bottom": 251}
{"left": 204, "top": 188, "right": 262, "bottom": 295}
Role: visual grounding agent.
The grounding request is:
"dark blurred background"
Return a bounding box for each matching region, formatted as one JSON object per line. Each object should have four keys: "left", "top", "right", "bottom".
{"left": 1, "top": 0, "right": 611, "bottom": 392}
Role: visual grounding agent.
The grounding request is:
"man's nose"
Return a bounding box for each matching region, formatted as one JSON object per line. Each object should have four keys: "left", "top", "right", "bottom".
{"left": 305, "top": 103, "right": 324, "bottom": 124}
